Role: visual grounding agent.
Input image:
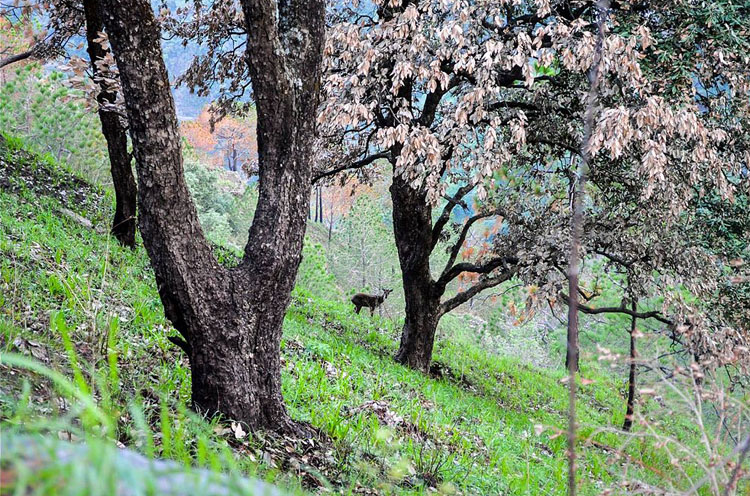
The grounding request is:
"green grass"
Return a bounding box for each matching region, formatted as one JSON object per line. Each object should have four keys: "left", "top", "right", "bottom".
{"left": 0, "top": 136, "right": 744, "bottom": 495}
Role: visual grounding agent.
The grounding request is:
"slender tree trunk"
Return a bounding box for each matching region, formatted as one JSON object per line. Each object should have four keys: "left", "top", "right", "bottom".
{"left": 623, "top": 300, "right": 638, "bottom": 431}
{"left": 391, "top": 176, "right": 443, "bottom": 372}
{"left": 318, "top": 187, "right": 323, "bottom": 223}
{"left": 315, "top": 188, "right": 319, "bottom": 222}
{"left": 82, "top": 0, "right": 137, "bottom": 248}
{"left": 565, "top": 4, "right": 608, "bottom": 495}
{"left": 361, "top": 246, "right": 367, "bottom": 288}
{"left": 101, "top": 0, "right": 324, "bottom": 434}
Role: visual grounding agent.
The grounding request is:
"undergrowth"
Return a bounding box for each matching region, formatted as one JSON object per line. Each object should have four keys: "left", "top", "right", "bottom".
{"left": 0, "top": 135, "right": 744, "bottom": 495}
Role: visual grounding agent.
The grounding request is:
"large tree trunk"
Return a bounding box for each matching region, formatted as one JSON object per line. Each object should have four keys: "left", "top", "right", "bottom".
{"left": 101, "top": 0, "right": 324, "bottom": 434}
{"left": 82, "top": 0, "right": 137, "bottom": 248}
{"left": 395, "top": 293, "right": 441, "bottom": 372}
{"left": 390, "top": 176, "right": 442, "bottom": 372}
{"left": 182, "top": 273, "right": 296, "bottom": 430}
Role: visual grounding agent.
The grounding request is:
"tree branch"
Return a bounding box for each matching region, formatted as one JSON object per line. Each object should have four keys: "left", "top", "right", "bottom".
{"left": 312, "top": 151, "right": 390, "bottom": 183}
{"left": 438, "top": 209, "right": 504, "bottom": 282}
{"left": 592, "top": 246, "right": 651, "bottom": 269}
{"left": 486, "top": 100, "right": 541, "bottom": 114}
{"left": 528, "top": 137, "right": 582, "bottom": 157}
{"left": 167, "top": 335, "right": 192, "bottom": 355}
{"left": 419, "top": 73, "right": 460, "bottom": 127}
{"left": 439, "top": 269, "right": 516, "bottom": 316}
{"left": 436, "top": 144, "right": 456, "bottom": 178}
{"left": 430, "top": 182, "right": 475, "bottom": 250}
{"left": 0, "top": 48, "right": 35, "bottom": 69}
{"left": 437, "top": 255, "right": 518, "bottom": 290}
{"left": 559, "top": 292, "right": 673, "bottom": 326}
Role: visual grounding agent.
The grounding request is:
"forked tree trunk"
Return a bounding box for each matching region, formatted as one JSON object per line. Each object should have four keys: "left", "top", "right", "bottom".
{"left": 182, "top": 273, "right": 296, "bottom": 428}
{"left": 623, "top": 301, "right": 638, "bottom": 431}
{"left": 82, "top": 0, "right": 137, "bottom": 248}
{"left": 101, "top": 0, "right": 324, "bottom": 433}
{"left": 391, "top": 176, "right": 443, "bottom": 372}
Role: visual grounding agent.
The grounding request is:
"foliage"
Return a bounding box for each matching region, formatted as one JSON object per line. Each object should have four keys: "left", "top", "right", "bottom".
{"left": 181, "top": 106, "right": 259, "bottom": 175}
{"left": 155, "top": 0, "right": 750, "bottom": 373}
{"left": 0, "top": 64, "right": 109, "bottom": 182}
{"left": 2, "top": 0, "right": 750, "bottom": 491}
{"left": 318, "top": 181, "right": 360, "bottom": 238}
{"left": 183, "top": 151, "right": 257, "bottom": 249}
{"left": 335, "top": 194, "right": 399, "bottom": 293}
{"left": 0, "top": 1, "right": 85, "bottom": 65}
{"left": 295, "top": 240, "right": 341, "bottom": 301}
{"left": 694, "top": 189, "right": 750, "bottom": 341}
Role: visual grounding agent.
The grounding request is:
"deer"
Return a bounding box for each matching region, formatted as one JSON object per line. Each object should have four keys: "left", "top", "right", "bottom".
{"left": 351, "top": 289, "right": 392, "bottom": 315}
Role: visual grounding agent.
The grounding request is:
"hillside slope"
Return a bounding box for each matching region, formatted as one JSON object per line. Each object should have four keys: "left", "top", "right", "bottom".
{"left": 0, "top": 136, "right": 731, "bottom": 495}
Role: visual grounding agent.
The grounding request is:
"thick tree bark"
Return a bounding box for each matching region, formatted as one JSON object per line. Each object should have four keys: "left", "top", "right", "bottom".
{"left": 623, "top": 300, "right": 638, "bottom": 431}
{"left": 100, "top": 0, "right": 324, "bottom": 434}
{"left": 396, "top": 295, "right": 441, "bottom": 372}
{"left": 82, "top": 0, "right": 137, "bottom": 248}
{"left": 391, "top": 176, "right": 443, "bottom": 372}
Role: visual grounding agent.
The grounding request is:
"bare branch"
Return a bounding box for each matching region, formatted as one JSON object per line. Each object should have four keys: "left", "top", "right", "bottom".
{"left": 438, "top": 209, "right": 504, "bottom": 282}
{"left": 486, "top": 100, "right": 541, "bottom": 114}
{"left": 559, "top": 292, "right": 673, "bottom": 326}
{"left": 439, "top": 269, "right": 516, "bottom": 316}
{"left": 567, "top": 3, "right": 609, "bottom": 494}
{"left": 0, "top": 47, "right": 35, "bottom": 69}
{"left": 437, "top": 255, "right": 518, "bottom": 290}
{"left": 430, "top": 182, "right": 476, "bottom": 250}
{"left": 724, "top": 434, "right": 750, "bottom": 496}
{"left": 312, "top": 151, "right": 390, "bottom": 184}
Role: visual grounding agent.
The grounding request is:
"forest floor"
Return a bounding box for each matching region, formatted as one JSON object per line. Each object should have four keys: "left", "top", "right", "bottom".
{"left": 0, "top": 135, "right": 737, "bottom": 495}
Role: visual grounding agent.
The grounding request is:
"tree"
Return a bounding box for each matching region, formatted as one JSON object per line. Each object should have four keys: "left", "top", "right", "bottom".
{"left": 321, "top": 182, "right": 358, "bottom": 242}
{"left": 100, "top": 0, "right": 325, "bottom": 433}
{"left": 0, "top": 3, "right": 79, "bottom": 68}
{"left": 695, "top": 191, "right": 750, "bottom": 338}
{"left": 0, "top": 65, "right": 108, "bottom": 174}
{"left": 182, "top": 107, "right": 259, "bottom": 176}
{"left": 317, "top": 0, "right": 747, "bottom": 372}
{"left": 156, "top": 0, "right": 747, "bottom": 373}
{"left": 337, "top": 194, "right": 399, "bottom": 291}
{"left": 182, "top": 151, "right": 254, "bottom": 248}
{"left": 1, "top": 1, "right": 137, "bottom": 247}
{"left": 81, "top": 0, "right": 137, "bottom": 247}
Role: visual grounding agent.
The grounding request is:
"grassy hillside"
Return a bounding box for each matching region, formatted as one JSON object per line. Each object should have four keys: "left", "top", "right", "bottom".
{"left": 0, "top": 135, "right": 738, "bottom": 495}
